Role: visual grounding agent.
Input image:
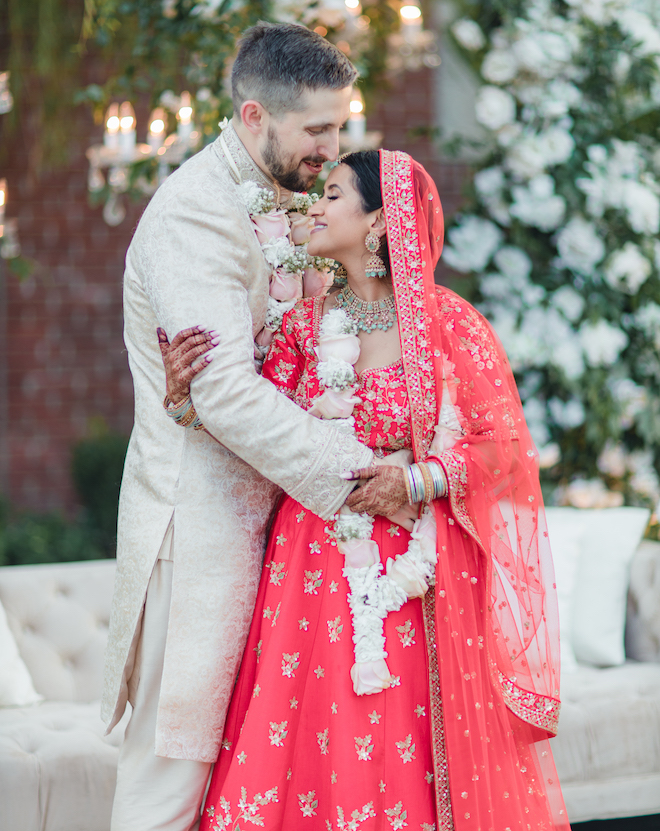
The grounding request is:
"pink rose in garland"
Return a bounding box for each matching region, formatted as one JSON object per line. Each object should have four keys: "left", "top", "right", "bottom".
{"left": 303, "top": 267, "right": 334, "bottom": 298}
{"left": 252, "top": 210, "right": 290, "bottom": 244}
{"left": 270, "top": 268, "right": 303, "bottom": 302}
{"left": 288, "top": 212, "right": 314, "bottom": 245}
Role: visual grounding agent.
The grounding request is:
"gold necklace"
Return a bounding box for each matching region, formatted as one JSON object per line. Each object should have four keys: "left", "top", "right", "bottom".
{"left": 334, "top": 283, "right": 397, "bottom": 333}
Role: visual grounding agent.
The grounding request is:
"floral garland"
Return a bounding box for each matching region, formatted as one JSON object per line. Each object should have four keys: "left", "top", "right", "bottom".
{"left": 312, "top": 308, "right": 439, "bottom": 696}
{"left": 238, "top": 180, "right": 336, "bottom": 355}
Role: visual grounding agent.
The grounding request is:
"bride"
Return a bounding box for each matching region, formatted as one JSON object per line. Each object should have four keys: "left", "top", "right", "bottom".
{"left": 160, "top": 149, "right": 568, "bottom": 831}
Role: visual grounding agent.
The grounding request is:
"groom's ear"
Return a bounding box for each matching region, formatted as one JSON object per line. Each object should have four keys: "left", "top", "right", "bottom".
{"left": 240, "top": 100, "right": 268, "bottom": 136}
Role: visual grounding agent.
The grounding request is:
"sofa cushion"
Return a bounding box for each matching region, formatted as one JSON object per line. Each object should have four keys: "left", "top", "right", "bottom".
{"left": 0, "top": 597, "right": 42, "bottom": 707}
{"left": 0, "top": 699, "right": 127, "bottom": 831}
{"left": 551, "top": 662, "right": 660, "bottom": 822}
{"left": 0, "top": 560, "right": 116, "bottom": 702}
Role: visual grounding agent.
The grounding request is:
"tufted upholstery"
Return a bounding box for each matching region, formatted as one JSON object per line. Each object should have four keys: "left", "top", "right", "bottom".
{"left": 0, "top": 560, "right": 127, "bottom": 831}
{"left": 549, "top": 539, "right": 660, "bottom": 823}
{"left": 1, "top": 543, "right": 660, "bottom": 829}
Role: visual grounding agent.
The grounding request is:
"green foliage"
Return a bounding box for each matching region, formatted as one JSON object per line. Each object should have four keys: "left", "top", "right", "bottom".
{"left": 0, "top": 421, "right": 128, "bottom": 566}
{"left": 0, "top": 501, "right": 103, "bottom": 567}
{"left": 71, "top": 422, "right": 129, "bottom": 555}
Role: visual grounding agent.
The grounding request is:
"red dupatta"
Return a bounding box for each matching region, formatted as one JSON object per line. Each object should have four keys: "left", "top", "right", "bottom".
{"left": 381, "top": 149, "right": 569, "bottom": 831}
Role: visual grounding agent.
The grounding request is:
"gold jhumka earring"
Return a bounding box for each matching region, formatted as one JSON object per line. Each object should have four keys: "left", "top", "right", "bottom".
{"left": 364, "top": 231, "right": 387, "bottom": 279}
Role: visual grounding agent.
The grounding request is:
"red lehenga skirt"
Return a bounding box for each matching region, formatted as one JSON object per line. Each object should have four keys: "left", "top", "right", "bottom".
{"left": 200, "top": 495, "right": 438, "bottom": 830}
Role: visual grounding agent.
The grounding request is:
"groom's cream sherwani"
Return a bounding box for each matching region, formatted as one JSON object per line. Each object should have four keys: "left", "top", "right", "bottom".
{"left": 101, "top": 124, "right": 372, "bottom": 763}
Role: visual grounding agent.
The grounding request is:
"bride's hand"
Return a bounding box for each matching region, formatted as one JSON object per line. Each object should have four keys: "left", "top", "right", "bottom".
{"left": 344, "top": 465, "right": 409, "bottom": 519}
{"left": 157, "top": 326, "right": 217, "bottom": 404}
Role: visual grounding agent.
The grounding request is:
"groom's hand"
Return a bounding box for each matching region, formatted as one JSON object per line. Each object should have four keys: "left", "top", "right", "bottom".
{"left": 344, "top": 465, "right": 408, "bottom": 518}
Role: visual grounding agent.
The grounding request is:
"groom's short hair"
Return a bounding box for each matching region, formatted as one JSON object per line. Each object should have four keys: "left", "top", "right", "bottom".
{"left": 232, "top": 22, "right": 358, "bottom": 118}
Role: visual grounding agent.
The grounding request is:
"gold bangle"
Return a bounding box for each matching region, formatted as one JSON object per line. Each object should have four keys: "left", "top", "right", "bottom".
{"left": 418, "top": 462, "right": 435, "bottom": 503}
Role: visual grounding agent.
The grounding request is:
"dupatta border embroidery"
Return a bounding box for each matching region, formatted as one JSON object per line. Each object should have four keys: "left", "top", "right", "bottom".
{"left": 381, "top": 150, "right": 437, "bottom": 462}
{"left": 382, "top": 149, "right": 453, "bottom": 827}
{"left": 422, "top": 589, "right": 454, "bottom": 831}
{"left": 498, "top": 672, "right": 561, "bottom": 736}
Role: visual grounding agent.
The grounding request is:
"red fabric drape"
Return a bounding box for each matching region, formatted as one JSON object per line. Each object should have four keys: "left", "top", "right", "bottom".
{"left": 382, "top": 149, "right": 569, "bottom": 830}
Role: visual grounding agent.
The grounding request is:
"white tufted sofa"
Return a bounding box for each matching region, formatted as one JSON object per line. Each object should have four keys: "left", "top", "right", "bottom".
{"left": 550, "top": 539, "right": 660, "bottom": 824}
{"left": 0, "top": 559, "right": 127, "bottom": 831}
{"left": 0, "top": 544, "right": 659, "bottom": 830}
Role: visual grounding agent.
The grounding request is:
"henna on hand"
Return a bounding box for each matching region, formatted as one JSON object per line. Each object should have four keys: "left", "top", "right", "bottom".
{"left": 344, "top": 465, "right": 409, "bottom": 518}
{"left": 157, "top": 326, "right": 218, "bottom": 404}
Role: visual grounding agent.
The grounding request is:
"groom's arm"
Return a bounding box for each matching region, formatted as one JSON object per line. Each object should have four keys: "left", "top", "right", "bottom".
{"left": 129, "top": 161, "right": 372, "bottom": 520}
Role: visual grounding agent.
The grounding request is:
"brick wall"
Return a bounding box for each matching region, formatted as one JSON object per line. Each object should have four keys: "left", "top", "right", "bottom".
{"left": 0, "top": 64, "right": 468, "bottom": 515}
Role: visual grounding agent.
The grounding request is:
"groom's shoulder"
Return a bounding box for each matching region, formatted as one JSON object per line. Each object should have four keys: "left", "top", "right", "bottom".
{"left": 143, "top": 138, "right": 239, "bottom": 219}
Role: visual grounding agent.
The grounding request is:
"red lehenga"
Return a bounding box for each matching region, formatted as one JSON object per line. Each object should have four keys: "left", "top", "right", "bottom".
{"left": 201, "top": 151, "right": 569, "bottom": 831}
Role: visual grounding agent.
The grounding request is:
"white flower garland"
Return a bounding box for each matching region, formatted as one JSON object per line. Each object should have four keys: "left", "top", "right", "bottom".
{"left": 237, "top": 180, "right": 335, "bottom": 354}
{"left": 314, "top": 308, "right": 439, "bottom": 696}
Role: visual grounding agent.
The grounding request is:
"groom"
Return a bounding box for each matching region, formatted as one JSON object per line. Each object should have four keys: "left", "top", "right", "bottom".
{"left": 103, "top": 22, "right": 405, "bottom": 831}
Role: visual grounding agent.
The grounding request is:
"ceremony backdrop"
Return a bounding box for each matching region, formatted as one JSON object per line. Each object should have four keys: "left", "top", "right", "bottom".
{"left": 0, "top": 0, "right": 466, "bottom": 562}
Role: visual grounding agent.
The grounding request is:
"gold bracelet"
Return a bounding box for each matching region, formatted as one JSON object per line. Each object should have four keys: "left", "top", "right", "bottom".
{"left": 418, "top": 462, "right": 435, "bottom": 504}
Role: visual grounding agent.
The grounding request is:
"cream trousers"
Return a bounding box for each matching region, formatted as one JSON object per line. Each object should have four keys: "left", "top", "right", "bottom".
{"left": 110, "top": 557, "right": 212, "bottom": 831}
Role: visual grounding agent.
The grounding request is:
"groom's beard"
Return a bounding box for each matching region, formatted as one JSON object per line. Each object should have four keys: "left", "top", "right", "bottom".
{"left": 263, "top": 125, "right": 324, "bottom": 192}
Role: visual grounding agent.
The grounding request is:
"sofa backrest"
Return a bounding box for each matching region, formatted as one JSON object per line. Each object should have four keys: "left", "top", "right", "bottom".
{"left": 626, "top": 539, "right": 660, "bottom": 663}
{"left": 0, "top": 559, "right": 116, "bottom": 702}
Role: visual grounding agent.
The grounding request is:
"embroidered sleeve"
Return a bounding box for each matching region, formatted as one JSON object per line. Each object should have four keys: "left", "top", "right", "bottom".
{"left": 262, "top": 311, "right": 306, "bottom": 399}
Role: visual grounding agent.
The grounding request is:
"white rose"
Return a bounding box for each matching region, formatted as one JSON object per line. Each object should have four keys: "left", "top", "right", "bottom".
{"left": 622, "top": 181, "right": 660, "bottom": 235}
{"left": 474, "top": 166, "right": 505, "bottom": 198}
{"left": 510, "top": 174, "right": 566, "bottom": 231}
{"left": 451, "top": 18, "right": 486, "bottom": 51}
{"left": 442, "top": 216, "right": 503, "bottom": 273}
{"left": 604, "top": 242, "right": 652, "bottom": 294}
{"left": 316, "top": 334, "right": 361, "bottom": 365}
{"left": 608, "top": 377, "right": 647, "bottom": 429}
{"left": 555, "top": 216, "right": 605, "bottom": 276}
{"left": 538, "top": 443, "right": 561, "bottom": 469}
{"left": 475, "top": 86, "right": 517, "bottom": 131}
{"left": 539, "top": 127, "right": 575, "bottom": 166}
{"left": 597, "top": 442, "right": 627, "bottom": 478}
{"left": 505, "top": 134, "right": 547, "bottom": 180}
{"left": 551, "top": 285, "right": 585, "bottom": 322}
{"left": 552, "top": 334, "right": 585, "bottom": 381}
{"left": 548, "top": 396, "right": 585, "bottom": 428}
{"left": 493, "top": 246, "right": 532, "bottom": 280}
{"left": 564, "top": 0, "right": 626, "bottom": 26}
{"left": 481, "top": 50, "right": 518, "bottom": 83}
{"left": 385, "top": 553, "right": 428, "bottom": 599}
{"left": 618, "top": 10, "right": 660, "bottom": 57}
{"left": 634, "top": 302, "right": 660, "bottom": 349}
{"left": 523, "top": 397, "right": 550, "bottom": 447}
{"left": 579, "top": 319, "right": 628, "bottom": 366}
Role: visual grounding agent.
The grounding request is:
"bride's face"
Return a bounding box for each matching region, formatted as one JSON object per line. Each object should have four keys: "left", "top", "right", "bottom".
{"left": 307, "top": 164, "right": 375, "bottom": 261}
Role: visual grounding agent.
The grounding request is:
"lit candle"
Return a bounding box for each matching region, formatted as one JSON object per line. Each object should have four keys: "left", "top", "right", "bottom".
{"left": 0, "top": 179, "right": 6, "bottom": 230}
{"left": 148, "top": 107, "right": 167, "bottom": 152}
{"left": 400, "top": 2, "right": 423, "bottom": 44}
{"left": 118, "top": 101, "right": 136, "bottom": 161}
{"left": 177, "top": 91, "right": 193, "bottom": 143}
{"left": 347, "top": 92, "right": 366, "bottom": 145}
{"left": 104, "top": 103, "right": 120, "bottom": 150}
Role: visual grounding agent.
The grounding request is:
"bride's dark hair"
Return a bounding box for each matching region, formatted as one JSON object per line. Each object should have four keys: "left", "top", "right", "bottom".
{"left": 341, "top": 150, "right": 390, "bottom": 276}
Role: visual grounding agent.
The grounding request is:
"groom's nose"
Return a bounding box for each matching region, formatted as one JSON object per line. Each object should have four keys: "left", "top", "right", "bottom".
{"left": 316, "top": 130, "right": 340, "bottom": 163}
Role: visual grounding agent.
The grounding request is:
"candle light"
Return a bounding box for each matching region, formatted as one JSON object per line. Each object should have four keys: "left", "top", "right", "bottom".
{"left": 148, "top": 107, "right": 167, "bottom": 152}
{"left": 347, "top": 91, "right": 366, "bottom": 145}
{"left": 0, "top": 71, "right": 13, "bottom": 115}
{"left": 400, "top": 2, "right": 423, "bottom": 43}
{"left": 118, "top": 101, "right": 136, "bottom": 161}
{"left": 177, "top": 92, "right": 193, "bottom": 143}
{"left": 104, "top": 103, "right": 120, "bottom": 150}
{"left": 0, "top": 179, "right": 6, "bottom": 230}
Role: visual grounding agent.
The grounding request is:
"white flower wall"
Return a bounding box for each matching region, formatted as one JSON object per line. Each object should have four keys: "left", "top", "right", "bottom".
{"left": 443, "top": 0, "right": 660, "bottom": 508}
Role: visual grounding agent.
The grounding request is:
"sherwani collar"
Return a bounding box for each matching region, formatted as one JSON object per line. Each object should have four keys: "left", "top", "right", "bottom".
{"left": 217, "top": 121, "right": 294, "bottom": 210}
